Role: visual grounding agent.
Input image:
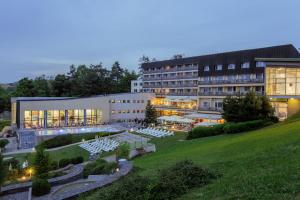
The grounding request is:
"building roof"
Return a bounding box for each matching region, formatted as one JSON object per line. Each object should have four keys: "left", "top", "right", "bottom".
{"left": 141, "top": 44, "right": 300, "bottom": 69}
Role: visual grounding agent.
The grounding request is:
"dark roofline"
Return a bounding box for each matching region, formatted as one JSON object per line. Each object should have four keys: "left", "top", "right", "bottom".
{"left": 13, "top": 92, "right": 154, "bottom": 102}
{"left": 255, "top": 58, "right": 300, "bottom": 63}
{"left": 141, "top": 44, "right": 300, "bottom": 68}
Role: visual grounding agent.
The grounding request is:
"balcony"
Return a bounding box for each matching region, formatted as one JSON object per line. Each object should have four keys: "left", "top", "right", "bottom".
{"left": 198, "top": 107, "right": 223, "bottom": 112}
{"left": 143, "top": 66, "right": 198, "bottom": 74}
{"left": 143, "top": 74, "right": 198, "bottom": 81}
{"left": 198, "top": 91, "right": 264, "bottom": 96}
{"left": 198, "top": 79, "right": 264, "bottom": 85}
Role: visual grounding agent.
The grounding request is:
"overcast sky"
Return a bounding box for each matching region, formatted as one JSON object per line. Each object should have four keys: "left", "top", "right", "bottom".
{"left": 0, "top": 0, "right": 299, "bottom": 83}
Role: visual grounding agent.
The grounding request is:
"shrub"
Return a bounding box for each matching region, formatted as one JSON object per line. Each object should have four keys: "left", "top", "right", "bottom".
{"left": 223, "top": 120, "right": 271, "bottom": 134}
{"left": 118, "top": 143, "right": 130, "bottom": 159}
{"left": 58, "top": 158, "right": 70, "bottom": 168}
{"left": 187, "top": 124, "right": 224, "bottom": 140}
{"left": 0, "top": 120, "right": 10, "bottom": 131}
{"left": 38, "top": 135, "right": 73, "bottom": 149}
{"left": 32, "top": 178, "right": 51, "bottom": 196}
{"left": 83, "top": 160, "right": 215, "bottom": 200}
{"left": 70, "top": 156, "right": 84, "bottom": 164}
{"left": 0, "top": 139, "right": 9, "bottom": 149}
{"left": 150, "top": 160, "right": 215, "bottom": 200}
{"left": 83, "top": 159, "right": 117, "bottom": 178}
{"left": 49, "top": 161, "right": 58, "bottom": 170}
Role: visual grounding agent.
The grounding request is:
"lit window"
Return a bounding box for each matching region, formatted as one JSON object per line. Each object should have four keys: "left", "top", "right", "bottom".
{"left": 241, "top": 62, "right": 250, "bottom": 69}
{"left": 204, "top": 66, "right": 210, "bottom": 71}
{"left": 228, "top": 64, "right": 236, "bottom": 70}
{"left": 215, "top": 65, "right": 222, "bottom": 70}
{"left": 256, "top": 61, "right": 266, "bottom": 68}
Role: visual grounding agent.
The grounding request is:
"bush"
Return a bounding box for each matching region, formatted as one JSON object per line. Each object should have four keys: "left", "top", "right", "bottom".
{"left": 0, "top": 139, "right": 9, "bottom": 149}
{"left": 83, "top": 159, "right": 117, "bottom": 178}
{"left": 32, "top": 178, "right": 51, "bottom": 196}
{"left": 150, "top": 160, "right": 215, "bottom": 200}
{"left": 118, "top": 143, "right": 130, "bottom": 159}
{"left": 0, "top": 120, "right": 10, "bottom": 131}
{"left": 223, "top": 120, "right": 271, "bottom": 134}
{"left": 58, "top": 158, "right": 70, "bottom": 168}
{"left": 83, "top": 160, "right": 215, "bottom": 200}
{"left": 187, "top": 124, "right": 224, "bottom": 140}
{"left": 70, "top": 156, "right": 84, "bottom": 164}
{"left": 49, "top": 161, "right": 58, "bottom": 170}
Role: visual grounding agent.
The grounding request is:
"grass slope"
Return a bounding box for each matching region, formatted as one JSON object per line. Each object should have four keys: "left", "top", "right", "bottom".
{"left": 132, "top": 118, "right": 300, "bottom": 199}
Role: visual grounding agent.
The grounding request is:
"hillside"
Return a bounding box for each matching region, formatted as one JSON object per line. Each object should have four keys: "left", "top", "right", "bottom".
{"left": 132, "top": 117, "right": 300, "bottom": 199}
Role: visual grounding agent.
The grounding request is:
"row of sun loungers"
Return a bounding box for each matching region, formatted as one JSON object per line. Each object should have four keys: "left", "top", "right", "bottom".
{"left": 136, "top": 128, "right": 174, "bottom": 138}
{"left": 79, "top": 138, "right": 119, "bottom": 155}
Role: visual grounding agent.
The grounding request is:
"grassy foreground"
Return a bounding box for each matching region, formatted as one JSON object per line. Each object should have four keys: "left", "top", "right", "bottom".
{"left": 84, "top": 115, "right": 300, "bottom": 200}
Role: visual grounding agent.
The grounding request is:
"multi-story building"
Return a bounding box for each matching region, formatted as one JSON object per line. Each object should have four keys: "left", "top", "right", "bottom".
{"left": 141, "top": 44, "right": 300, "bottom": 119}
{"left": 131, "top": 77, "right": 143, "bottom": 93}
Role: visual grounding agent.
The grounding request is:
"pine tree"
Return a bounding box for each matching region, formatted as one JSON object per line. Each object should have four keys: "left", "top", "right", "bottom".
{"left": 33, "top": 148, "right": 50, "bottom": 177}
{"left": 144, "top": 101, "right": 157, "bottom": 125}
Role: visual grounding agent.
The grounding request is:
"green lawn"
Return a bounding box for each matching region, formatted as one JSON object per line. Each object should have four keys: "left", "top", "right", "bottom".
{"left": 5, "top": 145, "right": 90, "bottom": 165}
{"left": 131, "top": 118, "right": 300, "bottom": 199}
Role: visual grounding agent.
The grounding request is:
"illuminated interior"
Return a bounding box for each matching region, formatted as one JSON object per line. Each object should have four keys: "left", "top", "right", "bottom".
{"left": 266, "top": 67, "right": 300, "bottom": 96}
{"left": 23, "top": 109, "right": 102, "bottom": 128}
{"left": 24, "top": 110, "right": 44, "bottom": 128}
{"left": 151, "top": 97, "right": 197, "bottom": 110}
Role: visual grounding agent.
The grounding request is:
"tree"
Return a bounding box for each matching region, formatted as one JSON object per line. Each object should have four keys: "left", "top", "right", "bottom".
{"left": 13, "top": 78, "right": 36, "bottom": 97}
{"left": 0, "top": 139, "right": 9, "bottom": 153}
{"left": 144, "top": 101, "right": 157, "bottom": 125}
{"left": 222, "top": 91, "right": 275, "bottom": 122}
{"left": 0, "top": 154, "right": 7, "bottom": 193}
{"left": 117, "top": 143, "right": 130, "bottom": 160}
{"left": 33, "top": 147, "right": 50, "bottom": 177}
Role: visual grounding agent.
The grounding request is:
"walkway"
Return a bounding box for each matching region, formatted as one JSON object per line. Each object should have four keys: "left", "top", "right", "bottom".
{"left": 34, "top": 161, "right": 133, "bottom": 200}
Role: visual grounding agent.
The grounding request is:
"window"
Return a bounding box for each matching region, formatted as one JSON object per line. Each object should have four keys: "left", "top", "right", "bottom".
{"left": 256, "top": 61, "right": 266, "bottom": 68}
{"left": 241, "top": 62, "right": 250, "bottom": 69}
{"left": 111, "top": 100, "right": 115, "bottom": 103}
{"left": 203, "top": 102, "right": 210, "bottom": 108}
{"left": 215, "top": 65, "right": 222, "bottom": 70}
{"left": 228, "top": 64, "right": 236, "bottom": 70}
{"left": 204, "top": 65, "right": 210, "bottom": 71}
{"left": 127, "top": 100, "right": 130, "bottom": 103}
{"left": 134, "top": 83, "right": 137, "bottom": 86}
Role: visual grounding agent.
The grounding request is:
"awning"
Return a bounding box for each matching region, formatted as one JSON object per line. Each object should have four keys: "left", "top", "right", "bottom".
{"left": 195, "top": 122, "right": 219, "bottom": 127}
{"left": 184, "top": 113, "right": 223, "bottom": 120}
{"left": 158, "top": 115, "right": 195, "bottom": 123}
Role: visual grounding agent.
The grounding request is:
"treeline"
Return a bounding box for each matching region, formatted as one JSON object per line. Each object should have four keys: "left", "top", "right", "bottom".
{"left": 0, "top": 62, "right": 138, "bottom": 113}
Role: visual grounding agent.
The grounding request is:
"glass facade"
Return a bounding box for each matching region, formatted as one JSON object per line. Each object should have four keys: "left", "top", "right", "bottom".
{"left": 23, "top": 109, "right": 102, "bottom": 128}
{"left": 266, "top": 67, "right": 300, "bottom": 96}
{"left": 47, "top": 110, "right": 66, "bottom": 128}
{"left": 24, "top": 110, "right": 44, "bottom": 128}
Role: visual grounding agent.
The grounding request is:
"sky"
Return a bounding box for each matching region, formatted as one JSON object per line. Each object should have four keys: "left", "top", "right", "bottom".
{"left": 0, "top": 0, "right": 300, "bottom": 83}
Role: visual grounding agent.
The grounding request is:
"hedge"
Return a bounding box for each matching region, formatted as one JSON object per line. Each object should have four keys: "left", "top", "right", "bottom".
{"left": 37, "top": 131, "right": 122, "bottom": 149}
{"left": 223, "top": 120, "right": 273, "bottom": 134}
{"left": 187, "top": 119, "right": 274, "bottom": 139}
{"left": 58, "top": 156, "right": 84, "bottom": 168}
{"left": 32, "top": 178, "right": 51, "bottom": 196}
{"left": 186, "top": 124, "right": 224, "bottom": 140}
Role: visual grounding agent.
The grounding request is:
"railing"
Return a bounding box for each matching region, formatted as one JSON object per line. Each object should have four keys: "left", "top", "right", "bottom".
{"left": 198, "top": 91, "right": 264, "bottom": 96}
{"left": 143, "top": 75, "right": 198, "bottom": 81}
{"left": 143, "top": 83, "right": 198, "bottom": 88}
{"left": 154, "top": 105, "right": 197, "bottom": 110}
{"left": 198, "top": 79, "right": 264, "bottom": 85}
{"left": 198, "top": 107, "right": 223, "bottom": 112}
{"left": 143, "top": 66, "right": 198, "bottom": 74}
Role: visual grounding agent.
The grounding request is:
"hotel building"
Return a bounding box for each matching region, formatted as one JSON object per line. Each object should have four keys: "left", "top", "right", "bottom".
{"left": 141, "top": 44, "right": 300, "bottom": 119}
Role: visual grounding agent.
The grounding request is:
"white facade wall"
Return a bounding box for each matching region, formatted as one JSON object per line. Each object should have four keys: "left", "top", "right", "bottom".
{"left": 131, "top": 78, "right": 143, "bottom": 93}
